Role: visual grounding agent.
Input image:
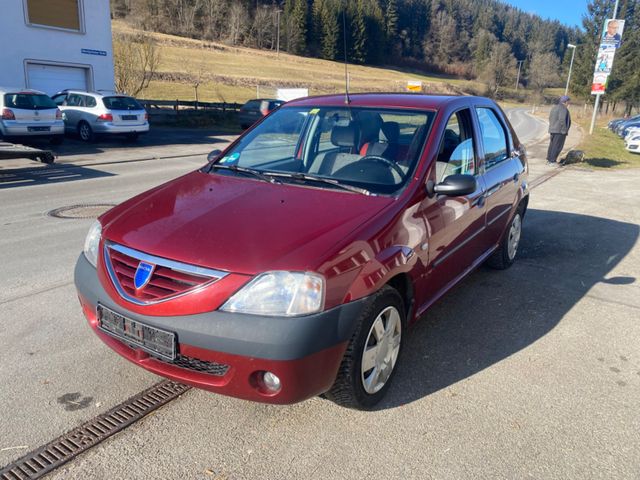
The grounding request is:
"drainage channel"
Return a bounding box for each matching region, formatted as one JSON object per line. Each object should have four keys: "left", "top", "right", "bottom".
{"left": 0, "top": 380, "right": 191, "bottom": 480}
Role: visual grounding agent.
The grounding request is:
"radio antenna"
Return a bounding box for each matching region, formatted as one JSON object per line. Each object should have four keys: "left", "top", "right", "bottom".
{"left": 342, "top": 8, "right": 351, "bottom": 105}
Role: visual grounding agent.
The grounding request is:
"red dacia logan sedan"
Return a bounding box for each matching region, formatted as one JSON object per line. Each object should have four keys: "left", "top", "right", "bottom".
{"left": 75, "top": 94, "right": 528, "bottom": 409}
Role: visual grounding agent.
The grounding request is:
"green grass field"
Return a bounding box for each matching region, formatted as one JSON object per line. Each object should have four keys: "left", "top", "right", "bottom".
{"left": 577, "top": 118, "right": 640, "bottom": 168}
{"left": 114, "top": 21, "right": 481, "bottom": 104}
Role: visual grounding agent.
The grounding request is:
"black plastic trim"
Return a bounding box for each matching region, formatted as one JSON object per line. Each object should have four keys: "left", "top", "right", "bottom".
{"left": 75, "top": 254, "right": 368, "bottom": 361}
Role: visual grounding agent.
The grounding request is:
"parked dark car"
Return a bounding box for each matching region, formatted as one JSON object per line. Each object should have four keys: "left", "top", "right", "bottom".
{"left": 75, "top": 93, "right": 529, "bottom": 410}
{"left": 238, "top": 98, "right": 283, "bottom": 129}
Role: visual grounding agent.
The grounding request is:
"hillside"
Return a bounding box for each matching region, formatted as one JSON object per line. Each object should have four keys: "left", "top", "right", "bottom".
{"left": 113, "top": 21, "right": 480, "bottom": 104}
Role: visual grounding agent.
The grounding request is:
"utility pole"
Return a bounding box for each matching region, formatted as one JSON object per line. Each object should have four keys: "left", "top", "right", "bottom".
{"left": 564, "top": 44, "right": 577, "bottom": 96}
{"left": 515, "top": 60, "right": 524, "bottom": 91}
{"left": 276, "top": 9, "right": 282, "bottom": 58}
{"left": 590, "top": 0, "right": 620, "bottom": 134}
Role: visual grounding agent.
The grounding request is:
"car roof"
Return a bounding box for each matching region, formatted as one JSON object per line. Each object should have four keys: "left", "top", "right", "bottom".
{"left": 55, "top": 90, "right": 129, "bottom": 98}
{"left": 284, "top": 93, "right": 493, "bottom": 110}
{"left": 0, "top": 87, "right": 48, "bottom": 95}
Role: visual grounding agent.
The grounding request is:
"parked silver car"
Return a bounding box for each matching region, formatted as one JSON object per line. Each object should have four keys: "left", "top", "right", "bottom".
{"left": 0, "top": 88, "right": 64, "bottom": 144}
{"left": 52, "top": 90, "right": 149, "bottom": 142}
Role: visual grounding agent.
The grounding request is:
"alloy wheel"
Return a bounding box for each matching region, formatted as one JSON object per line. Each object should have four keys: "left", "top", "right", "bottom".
{"left": 360, "top": 306, "right": 402, "bottom": 394}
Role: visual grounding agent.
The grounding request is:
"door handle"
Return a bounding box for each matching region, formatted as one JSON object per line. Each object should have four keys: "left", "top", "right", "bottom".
{"left": 485, "top": 184, "right": 501, "bottom": 197}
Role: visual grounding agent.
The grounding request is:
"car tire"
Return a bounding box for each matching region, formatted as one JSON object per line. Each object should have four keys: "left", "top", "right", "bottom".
{"left": 78, "top": 122, "right": 94, "bottom": 142}
{"left": 325, "top": 285, "right": 405, "bottom": 410}
{"left": 50, "top": 135, "right": 64, "bottom": 145}
{"left": 486, "top": 208, "right": 523, "bottom": 270}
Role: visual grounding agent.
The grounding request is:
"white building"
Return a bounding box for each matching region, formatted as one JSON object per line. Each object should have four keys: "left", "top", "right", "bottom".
{"left": 0, "top": 0, "right": 114, "bottom": 95}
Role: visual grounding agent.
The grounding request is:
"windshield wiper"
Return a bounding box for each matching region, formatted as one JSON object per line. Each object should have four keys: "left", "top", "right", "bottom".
{"left": 209, "top": 164, "right": 280, "bottom": 184}
{"left": 267, "top": 172, "right": 371, "bottom": 195}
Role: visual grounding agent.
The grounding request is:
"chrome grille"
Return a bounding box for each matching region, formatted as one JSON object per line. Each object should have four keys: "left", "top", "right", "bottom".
{"left": 104, "top": 242, "right": 228, "bottom": 305}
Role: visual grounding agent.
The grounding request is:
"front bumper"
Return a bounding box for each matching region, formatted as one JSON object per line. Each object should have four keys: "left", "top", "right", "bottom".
{"left": 74, "top": 254, "right": 367, "bottom": 404}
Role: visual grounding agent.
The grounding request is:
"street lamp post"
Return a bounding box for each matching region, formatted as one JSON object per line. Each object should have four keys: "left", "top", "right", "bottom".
{"left": 515, "top": 60, "right": 524, "bottom": 91}
{"left": 564, "top": 44, "right": 577, "bottom": 96}
{"left": 275, "top": 9, "right": 282, "bottom": 58}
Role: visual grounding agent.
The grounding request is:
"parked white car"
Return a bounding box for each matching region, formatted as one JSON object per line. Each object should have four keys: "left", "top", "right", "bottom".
{"left": 51, "top": 90, "right": 149, "bottom": 142}
{"left": 625, "top": 134, "right": 640, "bottom": 154}
{"left": 0, "top": 88, "right": 64, "bottom": 144}
{"left": 624, "top": 127, "right": 640, "bottom": 142}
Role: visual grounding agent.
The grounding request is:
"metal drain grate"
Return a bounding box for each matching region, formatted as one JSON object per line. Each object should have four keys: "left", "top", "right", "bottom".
{"left": 47, "top": 204, "right": 116, "bottom": 219}
{"left": 0, "top": 380, "right": 190, "bottom": 480}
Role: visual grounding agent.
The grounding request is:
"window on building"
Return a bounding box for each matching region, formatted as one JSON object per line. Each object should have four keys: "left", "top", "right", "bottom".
{"left": 26, "top": 0, "right": 81, "bottom": 31}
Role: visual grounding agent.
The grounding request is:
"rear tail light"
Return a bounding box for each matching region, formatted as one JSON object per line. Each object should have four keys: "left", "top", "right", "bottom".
{"left": 56, "top": 108, "right": 62, "bottom": 120}
{"left": 144, "top": 113, "right": 149, "bottom": 121}
{"left": 1, "top": 108, "right": 15, "bottom": 120}
{"left": 260, "top": 107, "right": 269, "bottom": 116}
{"left": 97, "top": 113, "right": 113, "bottom": 122}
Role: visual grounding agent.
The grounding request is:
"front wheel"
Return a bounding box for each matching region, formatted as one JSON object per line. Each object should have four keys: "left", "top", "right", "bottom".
{"left": 325, "top": 286, "right": 405, "bottom": 410}
{"left": 487, "top": 209, "right": 523, "bottom": 270}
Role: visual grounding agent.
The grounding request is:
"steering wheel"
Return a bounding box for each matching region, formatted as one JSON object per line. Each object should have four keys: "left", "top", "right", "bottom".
{"left": 361, "top": 155, "right": 406, "bottom": 180}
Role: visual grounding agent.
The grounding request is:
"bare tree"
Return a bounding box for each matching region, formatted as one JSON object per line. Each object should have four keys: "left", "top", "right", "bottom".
{"left": 113, "top": 33, "right": 161, "bottom": 96}
{"left": 480, "top": 42, "right": 516, "bottom": 97}
{"left": 528, "top": 52, "right": 561, "bottom": 96}
{"left": 227, "top": 2, "right": 249, "bottom": 46}
{"left": 202, "top": 0, "right": 227, "bottom": 41}
{"left": 252, "top": 5, "right": 275, "bottom": 49}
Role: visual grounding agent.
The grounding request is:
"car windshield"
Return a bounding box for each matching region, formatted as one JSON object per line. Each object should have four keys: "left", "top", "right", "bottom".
{"left": 212, "top": 106, "right": 435, "bottom": 196}
{"left": 103, "top": 96, "right": 143, "bottom": 110}
{"left": 4, "top": 93, "right": 57, "bottom": 110}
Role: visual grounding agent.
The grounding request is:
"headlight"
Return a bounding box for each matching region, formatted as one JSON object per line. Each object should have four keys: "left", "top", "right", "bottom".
{"left": 221, "top": 271, "right": 324, "bottom": 316}
{"left": 83, "top": 220, "right": 102, "bottom": 268}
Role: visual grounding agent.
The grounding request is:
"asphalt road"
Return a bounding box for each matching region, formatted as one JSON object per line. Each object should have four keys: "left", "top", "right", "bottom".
{"left": 1, "top": 112, "right": 639, "bottom": 479}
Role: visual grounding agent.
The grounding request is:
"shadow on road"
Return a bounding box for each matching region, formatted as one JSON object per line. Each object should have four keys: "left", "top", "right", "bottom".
{"left": 0, "top": 164, "right": 114, "bottom": 189}
{"left": 380, "top": 208, "right": 639, "bottom": 409}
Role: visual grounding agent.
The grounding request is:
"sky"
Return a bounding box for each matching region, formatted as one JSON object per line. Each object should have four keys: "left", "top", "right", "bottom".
{"left": 504, "top": 0, "right": 588, "bottom": 28}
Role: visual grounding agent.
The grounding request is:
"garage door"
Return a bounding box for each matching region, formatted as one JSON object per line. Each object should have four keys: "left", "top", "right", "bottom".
{"left": 27, "top": 64, "right": 88, "bottom": 96}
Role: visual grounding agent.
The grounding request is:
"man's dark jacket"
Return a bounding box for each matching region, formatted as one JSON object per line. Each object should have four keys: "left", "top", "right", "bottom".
{"left": 549, "top": 103, "right": 571, "bottom": 135}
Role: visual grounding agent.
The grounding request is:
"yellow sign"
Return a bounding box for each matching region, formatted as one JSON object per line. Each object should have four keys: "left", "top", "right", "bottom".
{"left": 407, "top": 81, "right": 423, "bottom": 92}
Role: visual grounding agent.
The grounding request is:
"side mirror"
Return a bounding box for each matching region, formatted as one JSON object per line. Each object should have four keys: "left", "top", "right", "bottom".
{"left": 426, "top": 174, "right": 477, "bottom": 198}
{"left": 207, "top": 149, "right": 222, "bottom": 162}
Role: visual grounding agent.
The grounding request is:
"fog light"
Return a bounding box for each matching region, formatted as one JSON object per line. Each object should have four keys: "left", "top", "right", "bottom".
{"left": 262, "top": 371, "right": 281, "bottom": 392}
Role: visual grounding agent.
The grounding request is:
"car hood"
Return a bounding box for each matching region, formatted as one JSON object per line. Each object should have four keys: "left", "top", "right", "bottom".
{"left": 101, "top": 171, "right": 394, "bottom": 274}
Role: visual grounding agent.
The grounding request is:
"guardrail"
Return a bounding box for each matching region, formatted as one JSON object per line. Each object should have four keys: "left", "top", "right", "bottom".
{"left": 139, "top": 99, "right": 243, "bottom": 114}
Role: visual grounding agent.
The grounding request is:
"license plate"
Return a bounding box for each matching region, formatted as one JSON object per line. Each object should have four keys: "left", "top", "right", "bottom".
{"left": 28, "top": 126, "right": 50, "bottom": 132}
{"left": 121, "top": 115, "right": 137, "bottom": 121}
{"left": 97, "top": 304, "right": 176, "bottom": 360}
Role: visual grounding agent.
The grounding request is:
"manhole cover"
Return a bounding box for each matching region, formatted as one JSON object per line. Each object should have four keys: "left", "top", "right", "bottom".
{"left": 48, "top": 203, "right": 116, "bottom": 219}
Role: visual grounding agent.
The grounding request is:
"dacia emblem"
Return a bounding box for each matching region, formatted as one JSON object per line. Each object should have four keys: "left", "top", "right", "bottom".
{"left": 134, "top": 261, "right": 155, "bottom": 290}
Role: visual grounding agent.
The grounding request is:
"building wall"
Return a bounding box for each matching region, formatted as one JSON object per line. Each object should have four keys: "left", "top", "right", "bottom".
{"left": 0, "top": 0, "right": 114, "bottom": 94}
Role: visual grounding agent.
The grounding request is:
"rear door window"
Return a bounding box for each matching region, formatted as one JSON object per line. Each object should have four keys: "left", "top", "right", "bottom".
{"left": 103, "top": 96, "right": 143, "bottom": 111}
{"left": 435, "top": 109, "right": 476, "bottom": 181}
{"left": 475, "top": 108, "right": 508, "bottom": 169}
{"left": 67, "top": 94, "right": 85, "bottom": 107}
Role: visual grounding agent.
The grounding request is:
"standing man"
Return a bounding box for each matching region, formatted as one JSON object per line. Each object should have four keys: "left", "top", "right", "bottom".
{"left": 547, "top": 95, "right": 572, "bottom": 165}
